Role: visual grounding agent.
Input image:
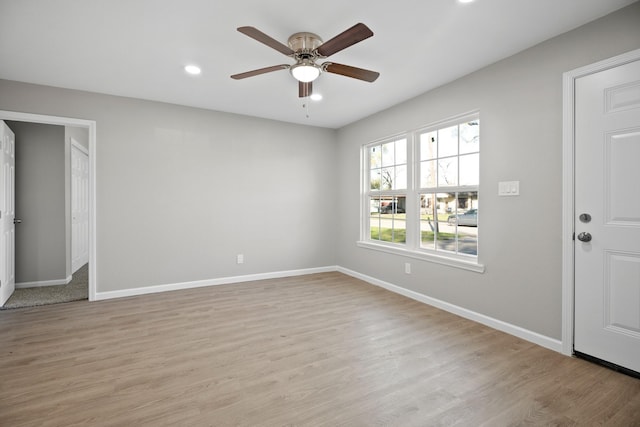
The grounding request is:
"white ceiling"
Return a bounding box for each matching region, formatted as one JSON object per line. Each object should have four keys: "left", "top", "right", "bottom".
{"left": 0, "top": 0, "right": 636, "bottom": 129}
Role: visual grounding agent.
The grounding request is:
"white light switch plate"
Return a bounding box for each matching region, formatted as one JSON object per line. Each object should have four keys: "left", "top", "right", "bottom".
{"left": 498, "top": 181, "right": 520, "bottom": 196}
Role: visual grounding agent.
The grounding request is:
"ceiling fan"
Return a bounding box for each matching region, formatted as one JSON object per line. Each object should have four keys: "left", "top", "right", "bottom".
{"left": 231, "top": 23, "right": 380, "bottom": 98}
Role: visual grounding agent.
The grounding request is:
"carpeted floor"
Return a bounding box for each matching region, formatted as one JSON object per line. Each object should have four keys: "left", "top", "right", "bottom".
{"left": 1, "top": 264, "right": 88, "bottom": 310}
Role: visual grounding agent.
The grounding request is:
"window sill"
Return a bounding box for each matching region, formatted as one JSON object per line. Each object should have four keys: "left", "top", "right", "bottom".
{"left": 356, "top": 241, "right": 485, "bottom": 273}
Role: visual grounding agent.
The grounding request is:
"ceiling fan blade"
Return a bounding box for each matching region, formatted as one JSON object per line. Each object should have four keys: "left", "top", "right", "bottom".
{"left": 299, "top": 81, "right": 312, "bottom": 98}
{"left": 230, "top": 64, "right": 289, "bottom": 80}
{"left": 237, "top": 26, "right": 294, "bottom": 56}
{"left": 324, "top": 62, "right": 380, "bottom": 82}
{"left": 316, "top": 23, "right": 373, "bottom": 57}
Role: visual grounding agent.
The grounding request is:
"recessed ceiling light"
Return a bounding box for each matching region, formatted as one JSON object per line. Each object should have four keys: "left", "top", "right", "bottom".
{"left": 310, "top": 93, "right": 323, "bottom": 101}
{"left": 184, "top": 65, "right": 201, "bottom": 75}
{"left": 459, "top": 0, "right": 474, "bottom": 3}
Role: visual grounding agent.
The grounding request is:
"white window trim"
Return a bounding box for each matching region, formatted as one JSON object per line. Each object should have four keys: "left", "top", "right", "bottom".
{"left": 360, "top": 111, "right": 484, "bottom": 273}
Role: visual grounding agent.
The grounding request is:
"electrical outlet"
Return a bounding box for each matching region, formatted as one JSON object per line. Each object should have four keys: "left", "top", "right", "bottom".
{"left": 236, "top": 254, "right": 244, "bottom": 264}
{"left": 405, "top": 262, "right": 411, "bottom": 274}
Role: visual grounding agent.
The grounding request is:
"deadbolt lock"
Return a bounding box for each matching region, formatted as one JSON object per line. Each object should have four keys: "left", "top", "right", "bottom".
{"left": 579, "top": 213, "right": 591, "bottom": 223}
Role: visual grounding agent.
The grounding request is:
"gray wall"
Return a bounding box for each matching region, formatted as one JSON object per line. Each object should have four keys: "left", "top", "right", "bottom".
{"left": 336, "top": 3, "right": 640, "bottom": 340}
{"left": 0, "top": 89, "right": 338, "bottom": 292}
{"left": 7, "top": 121, "right": 67, "bottom": 284}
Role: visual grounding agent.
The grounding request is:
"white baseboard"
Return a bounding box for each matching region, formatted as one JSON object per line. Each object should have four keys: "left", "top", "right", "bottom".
{"left": 94, "top": 266, "right": 338, "bottom": 301}
{"left": 16, "top": 275, "right": 73, "bottom": 289}
{"left": 337, "top": 266, "right": 563, "bottom": 354}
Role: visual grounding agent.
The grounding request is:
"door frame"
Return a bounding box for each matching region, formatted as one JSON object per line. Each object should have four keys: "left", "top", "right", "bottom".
{"left": 562, "top": 48, "right": 640, "bottom": 356}
{"left": 0, "top": 110, "right": 97, "bottom": 301}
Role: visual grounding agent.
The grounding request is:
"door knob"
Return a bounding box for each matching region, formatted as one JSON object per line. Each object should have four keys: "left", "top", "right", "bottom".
{"left": 577, "top": 232, "right": 592, "bottom": 242}
{"left": 13, "top": 218, "right": 22, "bottom": 224}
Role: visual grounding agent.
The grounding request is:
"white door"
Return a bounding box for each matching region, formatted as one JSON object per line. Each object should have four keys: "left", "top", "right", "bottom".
{"left": 574, "top": 59, "right": 640, "bottom": 373}
{"left": 0, "top": 121, "right": 16, "bottom": 306}
{"left": 71, "top": 142, "right": 89, "bottom": 273}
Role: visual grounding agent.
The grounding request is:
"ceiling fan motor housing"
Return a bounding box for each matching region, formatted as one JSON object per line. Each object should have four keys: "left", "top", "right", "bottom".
{"left": 288, "top": 32, "right": 323, "bottom": 58}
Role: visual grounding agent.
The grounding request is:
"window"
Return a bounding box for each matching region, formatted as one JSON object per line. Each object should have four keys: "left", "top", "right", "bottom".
{"left": 419, "top": 119, "right": 479, "bottom": 256}
{"left": 368, "top": 138, "right": 407, "bottom": 244}
{"left": 361, "top": 112, "right": 482, "bottom": 272}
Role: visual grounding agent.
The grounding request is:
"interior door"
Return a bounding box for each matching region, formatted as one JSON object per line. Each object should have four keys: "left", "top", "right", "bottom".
{"left": 0, "top": 120, "right": 16, "bottom": 306}
{"left": 71, "top": 142, "right": 89, "bottom": 273}
{"left": 574, "top": 58, "right": 640, "bottom": 373}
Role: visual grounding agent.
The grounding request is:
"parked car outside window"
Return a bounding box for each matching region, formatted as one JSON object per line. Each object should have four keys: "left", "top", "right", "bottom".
{"left": 447, "top": 209, "right": 477, "bottom": 226}
{"left": 380, "top": 202, "right": 405, "bottom": 214}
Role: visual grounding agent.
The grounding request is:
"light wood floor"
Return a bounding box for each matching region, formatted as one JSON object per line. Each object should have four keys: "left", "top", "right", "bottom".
{"left": 0, "top": 272, "right": 638, "bottom": 426}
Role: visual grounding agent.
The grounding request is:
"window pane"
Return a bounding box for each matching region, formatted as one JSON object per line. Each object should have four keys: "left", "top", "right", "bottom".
{"left": 460, "top": 120, "right": 479, "bottom": 154}
{"left": 381, "top": 167, "right": 393, "bottom": 190}
{"left": 393, "top": 218, "right": 406, "bottom": 243}
{"left": 436, "top": 193, "right": 457, "bottom": 253}
{"left": 421, "top": 192, "right": 478, "bottom": 256}
{"left": 379, "top": 196, "right": 406, "bottom": 215}
{"left": 438, "top": 157, "right": 458, "bottom": 187}
{"left": 370, "top": 169, "right": 381, "bottom": 190}
{"left": 369, "top": 197, "right": 381, "bottom": 240}
{"left": 420, "top": 131, "right": 437, "bottom": 160}
{"left": 376, "top": 196, "right": 406, "bottom": 243}
{"left": 370, "top": 224, "right": 380, "bottom": 241}
{"left": 381, "top": 141, "right": 394, "bottom": 167}
{"left": 459, "top": 153, "right": 479, "bottom": 186}
{"left": 394, "top": 164, "right": 407, "bottom": 190}
{"left": 420, "top": 193, "right": 436, "bottom": 249}
{"left": 370, "top": 145, "right": 381, "bottom": 168}
{"left": 456, "top": 191, "right": 478, "bottom": 256}
{"left": 392, "top": 196, "right": 406, "bottom": 243}
{"left": 438, "top": 125, "right": 458, "bottom": 158}
{"left": 395, "top": 139, "right": 407, "bottom": 165}
{"left": 420, "top": 160, "right": 437, "bottom": 188}
{"left": 370, "top": 197, "right": 380, "bottom": 214}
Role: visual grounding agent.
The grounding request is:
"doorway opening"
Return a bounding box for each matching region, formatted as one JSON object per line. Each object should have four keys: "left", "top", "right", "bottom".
{"left": 0, "top": 110, "right": 96, "bottom": 307}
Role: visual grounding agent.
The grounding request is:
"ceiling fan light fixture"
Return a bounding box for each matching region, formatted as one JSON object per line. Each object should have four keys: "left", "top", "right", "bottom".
{"left": 291, "top": 62, "right": 320, "bottom": 82}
